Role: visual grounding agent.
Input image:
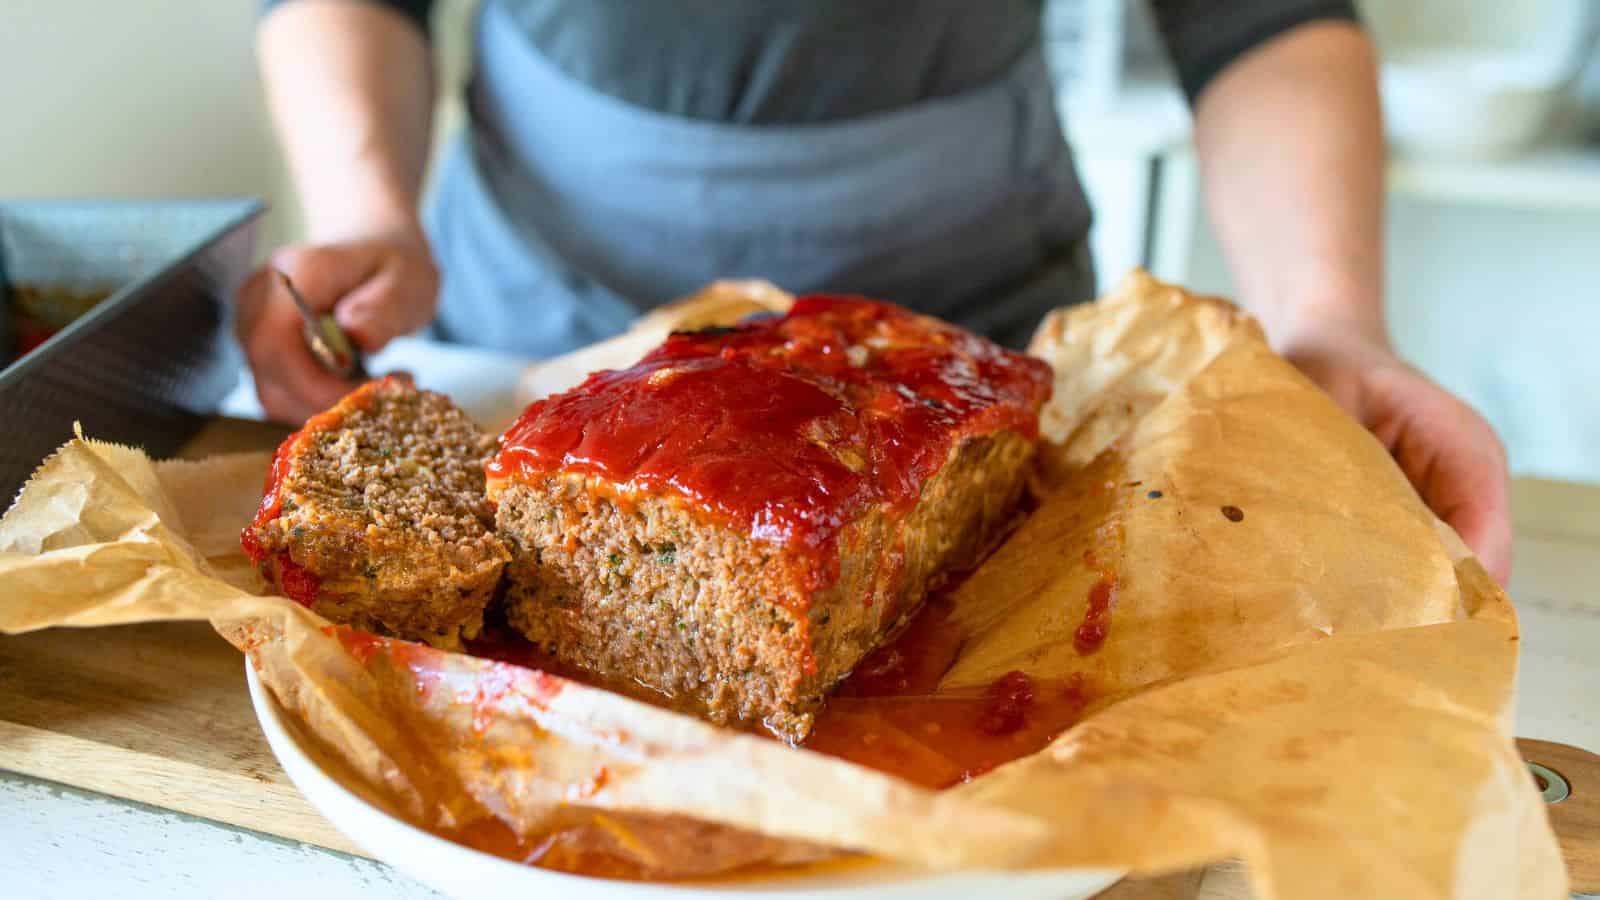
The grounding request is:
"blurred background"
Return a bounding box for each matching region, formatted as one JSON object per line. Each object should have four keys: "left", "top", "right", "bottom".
{"left": 1, "top": 0, "right": 1595, "bottom": 483}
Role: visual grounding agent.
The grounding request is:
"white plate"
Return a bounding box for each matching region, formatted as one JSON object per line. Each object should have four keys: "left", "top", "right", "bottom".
{"left": 246, "top": 663, "right": 1122, "bottom": 900}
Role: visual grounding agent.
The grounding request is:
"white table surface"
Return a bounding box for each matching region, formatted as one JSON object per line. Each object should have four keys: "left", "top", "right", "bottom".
{"left": 5, "top": 338, "right": 1597, "bottom": 899}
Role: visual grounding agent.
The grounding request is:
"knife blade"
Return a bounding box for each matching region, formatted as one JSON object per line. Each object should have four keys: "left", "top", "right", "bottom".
{"left": 275, "top": 269, "right": 367, "bottom": 380}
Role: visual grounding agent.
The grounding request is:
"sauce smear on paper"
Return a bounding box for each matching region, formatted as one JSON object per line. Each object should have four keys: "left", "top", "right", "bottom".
{"left": 462, "top": 594, "right": 1096, "bottom": 794}
{"left": 1074, "top": 549, "right": 1119, "bottom": 655}
{"left": 800, "top": 596, "right": 1094, "bottom": 789}
{"left": 393, "top": 529, "right": 1119, "bottom": 874}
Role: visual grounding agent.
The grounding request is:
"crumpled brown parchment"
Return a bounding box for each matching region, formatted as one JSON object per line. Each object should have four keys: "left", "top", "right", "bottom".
{"left": 0, "top": 271, "right": 1566, "bottom": 898}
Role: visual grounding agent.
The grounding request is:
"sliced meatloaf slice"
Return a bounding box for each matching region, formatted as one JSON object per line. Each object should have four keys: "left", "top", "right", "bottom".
{"left": 242, "top": 375, "right": 510, "bottom": 648}
{"left": 487, "top": 296, "right": 1052, "bottom": 740}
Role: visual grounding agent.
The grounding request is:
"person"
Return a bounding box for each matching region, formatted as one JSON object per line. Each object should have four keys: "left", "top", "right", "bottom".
{"left": 235, "top": 0, "right": 1512, "bottom": 583}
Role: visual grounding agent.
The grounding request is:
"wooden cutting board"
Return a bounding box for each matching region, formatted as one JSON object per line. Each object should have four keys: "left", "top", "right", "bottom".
{"left": 0, "top": 417, "right": 362, "bottom": 854}
{"left": 1, "top": 418, "right": 1597, "bottom": 897}
{"left": 0, "top": 618, "right": 363, "bottom": 856}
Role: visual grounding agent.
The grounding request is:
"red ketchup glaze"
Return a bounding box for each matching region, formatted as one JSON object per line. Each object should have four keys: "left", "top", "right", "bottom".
{"left": 275, "top": 556, "right": 322, "bottom": 608}
{"left": 490, "top": 296, "right": 1053, "bottom": 597}
{"left": 239, "top": 423, "right": 322, "bottom": 607}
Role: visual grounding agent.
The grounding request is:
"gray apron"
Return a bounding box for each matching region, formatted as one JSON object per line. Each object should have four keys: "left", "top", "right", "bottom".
{"left": 427, "top": 0, "right": 1095, "bottom": 356}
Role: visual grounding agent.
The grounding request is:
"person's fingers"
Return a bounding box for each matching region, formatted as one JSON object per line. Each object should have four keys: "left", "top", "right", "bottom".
{"left": 268, "top": 243, "right": 379, "bottom": 313}
{"left": 1421, "top": 450, "right": 1513, "bottom": 585}
{"left": 1451, "top": 422, "right": 1512, "bottom": 585}
{"left": 1447, "top": 475, "right": 1513, "bottom": 585}
{"left": 236, "top": 236, "right": 436, "bottom": 421}
{"left": 1286, "top": 330, "right": 1514, "bottom": 585}
{"left": 254, "top": 379, "right": 311, "bottom": 425}
{"left": 332, "top": 251, "right": 437, "bottom": 352}
{"left": 237, "top": 263, "right": 361, "bottom": 422}
{"left": 233, "top": 265, "right": 276, "bottom": 344}
{"left": 253, "top": 304, "right": 361, "bottom": 421}
{"left": 1374, "top": 371, "right": 1513, "bottom": 584}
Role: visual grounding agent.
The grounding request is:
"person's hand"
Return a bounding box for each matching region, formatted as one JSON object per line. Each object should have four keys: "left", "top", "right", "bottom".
{"left": 1281, "top": 321, "right": 1512, "bottom": 584}
{"left": 235, "top": 226, "right": 439, "bottom": 423}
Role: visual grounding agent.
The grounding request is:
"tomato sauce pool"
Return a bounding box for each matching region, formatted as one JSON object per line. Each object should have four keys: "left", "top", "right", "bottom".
{"left": 799, "top": 596, "right": 1093, "bottom": 789}
{"left": 468, "top": 589, "right": 1094, "bottom": 794}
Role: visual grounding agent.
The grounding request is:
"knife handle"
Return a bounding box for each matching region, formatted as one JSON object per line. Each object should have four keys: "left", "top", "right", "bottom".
{"left": 1517, "top": 737, "right": 1600, "bottom": 894}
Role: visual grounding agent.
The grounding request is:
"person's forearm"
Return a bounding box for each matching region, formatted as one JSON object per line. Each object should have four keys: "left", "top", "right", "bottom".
{"left": 1191, "top": 21, "right": 1385, "bottom": 347}
{"left": 258, "top": 1, "right": 435, "bottom": 242}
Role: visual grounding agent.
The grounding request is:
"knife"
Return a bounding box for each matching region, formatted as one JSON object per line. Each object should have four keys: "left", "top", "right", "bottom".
{"left": 275, "top": 269, "right": 367, "bottom": 380}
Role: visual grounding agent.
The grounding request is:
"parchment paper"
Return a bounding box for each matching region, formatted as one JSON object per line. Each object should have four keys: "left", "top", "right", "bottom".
{"left": 0, "top": 271, "right": 1565, "bottom": 897}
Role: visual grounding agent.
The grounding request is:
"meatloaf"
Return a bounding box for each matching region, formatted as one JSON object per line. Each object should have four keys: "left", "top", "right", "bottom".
{"left": 242, "top": 375, "right": 510, "bottom": 648}
{"left": 487, "top": 296, "right": 1053, "bottom": 740}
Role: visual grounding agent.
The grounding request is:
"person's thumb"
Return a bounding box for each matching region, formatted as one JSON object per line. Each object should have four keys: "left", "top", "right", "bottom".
{"left": 1425, "top": 430, "right": 1513, "bottom": 586}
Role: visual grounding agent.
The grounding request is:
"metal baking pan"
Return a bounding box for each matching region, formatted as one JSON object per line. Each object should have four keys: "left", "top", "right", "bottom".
{"left": 0, "top": 198, "right": 265, "bottom": 505}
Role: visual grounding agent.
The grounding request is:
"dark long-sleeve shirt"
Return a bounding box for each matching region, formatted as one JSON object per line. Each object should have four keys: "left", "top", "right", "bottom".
{"left": 263, "top": 0, "right": 1358, "bottom": 122}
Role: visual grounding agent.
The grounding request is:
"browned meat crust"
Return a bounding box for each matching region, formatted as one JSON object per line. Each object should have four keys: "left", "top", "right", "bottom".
{"left": 489, "top": 298, "right": 1051, "bottom": 740}
{"left": 495, "top": 428, "right": 1037, "bottom": 740}
{"left": 242, "top": 376, "right": 510, "bottom": 648}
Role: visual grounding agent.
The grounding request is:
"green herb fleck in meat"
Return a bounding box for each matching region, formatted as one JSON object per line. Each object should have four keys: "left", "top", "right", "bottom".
{"left": 608, "top": 552, "right": 623, "bottom": 569}
{"left": 655, "top": 544, "right": 676, "bottom": 565}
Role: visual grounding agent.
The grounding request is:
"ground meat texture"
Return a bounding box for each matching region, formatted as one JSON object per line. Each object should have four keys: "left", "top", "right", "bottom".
{"left": 495, "top": 432, "right": 1034, "bottom": 739}
{"left": 242, "top": 376, "right": 510, "bottom": 649}
{"left": 488, "top": 297, "right": 1051, "bottom": 740}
